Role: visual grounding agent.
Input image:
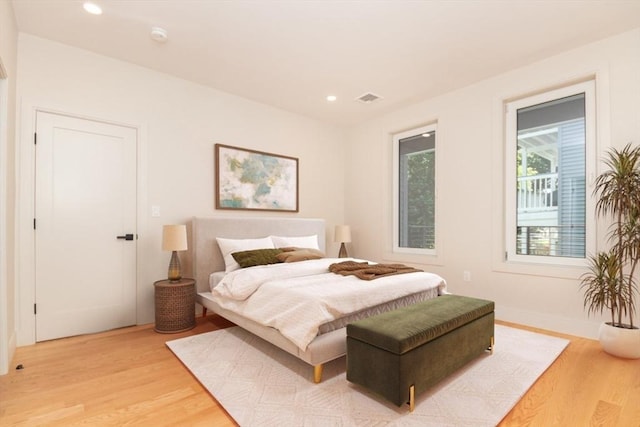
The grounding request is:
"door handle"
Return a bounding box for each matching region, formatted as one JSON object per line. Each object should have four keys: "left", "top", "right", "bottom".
{"left": 116, "top": 234, "right": 135, "bottom": 241}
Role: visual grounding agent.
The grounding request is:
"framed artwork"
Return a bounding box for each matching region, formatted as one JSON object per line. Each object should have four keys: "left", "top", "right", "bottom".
{"left": 215, "top": 144, "right": 299, "bottom": 212}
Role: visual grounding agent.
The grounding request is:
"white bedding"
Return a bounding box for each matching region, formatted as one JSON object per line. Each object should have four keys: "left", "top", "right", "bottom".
{"left": 210, "top": 258, "right": 447, "bottom": 350}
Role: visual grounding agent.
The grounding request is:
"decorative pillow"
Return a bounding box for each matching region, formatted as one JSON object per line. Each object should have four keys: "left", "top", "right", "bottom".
{"left": 216, "top": 236, "right": 275, "bottom": 272}
{"left": 276, "top": 248, "right": 325, "bottom": 263}
{"left": 270, "top": 234, "right": 320, "bottom": 250}
{"left": 232, "top": 248, "right": 283, "bottom": 268}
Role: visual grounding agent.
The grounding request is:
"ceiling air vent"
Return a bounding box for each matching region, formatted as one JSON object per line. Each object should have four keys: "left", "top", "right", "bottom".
{"left": 356, "top": 92, "right": 383, "bottom": 104}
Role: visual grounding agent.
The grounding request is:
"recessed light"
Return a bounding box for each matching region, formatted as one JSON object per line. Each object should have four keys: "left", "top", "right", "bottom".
{"left": 422, "top": 133, "right": 431, "bottom": 137}
{"left": 326, "top": 95, "right": 337, "bottom": 102}
{"left": 83, "top": 2, "right": 102, "bottom": 15}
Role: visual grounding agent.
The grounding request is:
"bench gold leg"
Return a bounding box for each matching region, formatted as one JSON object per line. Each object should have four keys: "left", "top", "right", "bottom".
{"left": 313, "top": 364, "right": 323, "bottom": 383}
{"left": 409, "top": 384, "right": 415, "bottom": 412}
{"left": 490, "top": 336, "right": 494, "bottom": 354}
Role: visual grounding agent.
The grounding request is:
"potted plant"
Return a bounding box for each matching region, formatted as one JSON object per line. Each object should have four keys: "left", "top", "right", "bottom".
{"left": 581, "top": 143, "right": 640, "bottom": 359}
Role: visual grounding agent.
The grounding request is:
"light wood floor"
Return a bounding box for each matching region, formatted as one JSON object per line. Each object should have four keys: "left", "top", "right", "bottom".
{"left": 1, "top": 317, "right": 638, "bottom": 426}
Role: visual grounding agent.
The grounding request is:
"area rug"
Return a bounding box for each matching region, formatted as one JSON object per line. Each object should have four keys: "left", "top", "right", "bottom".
{"left": 166, "top": 325, "right": 569, "bottom": 426}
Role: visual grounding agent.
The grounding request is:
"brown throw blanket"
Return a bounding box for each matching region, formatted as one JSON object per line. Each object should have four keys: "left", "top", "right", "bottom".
{"left": 328, "top": 260, "right": 422, "bottom": 281}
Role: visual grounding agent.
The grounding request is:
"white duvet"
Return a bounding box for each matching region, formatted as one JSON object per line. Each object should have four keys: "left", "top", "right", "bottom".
{"left": 211, "top": 258, "right": 447, "bottom": 350}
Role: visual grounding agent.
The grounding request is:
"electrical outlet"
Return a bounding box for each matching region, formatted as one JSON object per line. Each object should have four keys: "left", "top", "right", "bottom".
{"left": 151, "top": 205, "right": 161, "bottom": 217}
{"left": 463, "top": 271, "right": 471, "bottom": 282}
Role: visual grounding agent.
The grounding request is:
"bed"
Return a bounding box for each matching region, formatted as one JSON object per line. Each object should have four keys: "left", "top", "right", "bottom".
{"left": 188, "top": 216, "right": 447, "bottom": 382}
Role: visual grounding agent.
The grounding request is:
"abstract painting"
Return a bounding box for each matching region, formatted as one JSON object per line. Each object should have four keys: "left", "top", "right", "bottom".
{"left": 215, "top": 144, "right": 299, "bottom": 212}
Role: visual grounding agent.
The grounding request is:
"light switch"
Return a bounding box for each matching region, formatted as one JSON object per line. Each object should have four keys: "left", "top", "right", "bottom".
{"left": 151, "top": 205, "right": 161, "bottom": 217}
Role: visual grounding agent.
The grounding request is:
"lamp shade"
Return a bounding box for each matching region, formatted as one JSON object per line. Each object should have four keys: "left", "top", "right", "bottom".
{"left": 162, "top": 225, "right": 188, "bottom": 251}
{"left": 334, "top": 225, "right": 351, "bottom": 243}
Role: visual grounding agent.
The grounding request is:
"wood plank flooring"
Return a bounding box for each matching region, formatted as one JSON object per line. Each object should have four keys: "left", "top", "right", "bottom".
{"left": 1, "top": 317, "right": 638, "bottom": 426}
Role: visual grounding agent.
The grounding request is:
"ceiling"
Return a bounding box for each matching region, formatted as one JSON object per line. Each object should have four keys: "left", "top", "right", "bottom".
{"left": 10, "top": 0, "right": 640, "bottom": 126}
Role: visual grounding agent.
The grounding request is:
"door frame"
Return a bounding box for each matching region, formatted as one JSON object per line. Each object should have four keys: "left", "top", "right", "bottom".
{"left": 16, "top": 101, "right": 147, "bottom": 345}
{"left": 0, "top": 61, "right": 11, "bottom": 374}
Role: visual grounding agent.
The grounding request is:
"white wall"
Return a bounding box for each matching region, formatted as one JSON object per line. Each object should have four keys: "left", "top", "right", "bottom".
{"left": 0, "top": 0, "right": 18, "bottom": 375}
{"left": 10, "top": 25, "right": 640, "bottom": 349}
{"left": 346, "top": 29, "right": 640, "bottom": 339}
{"left": 15, "top": 34, "right": 346, "bottom": 345}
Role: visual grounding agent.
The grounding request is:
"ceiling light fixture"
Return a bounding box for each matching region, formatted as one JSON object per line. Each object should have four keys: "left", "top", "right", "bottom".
{"left": 150, "top": 27, "right": 169, "bottom": 43}
{"left": 326, "top": 95, "right": 337, "bottom": 102}
{"left": 82, "top": 2, "right": 102, "bottom": 15}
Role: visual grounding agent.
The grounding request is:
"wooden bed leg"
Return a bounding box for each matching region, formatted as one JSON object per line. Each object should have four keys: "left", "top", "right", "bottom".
{"left": 408, "top": 384, "right": 415, "bottom": 412}
{"left": 313, "top": 364, "right": 323, "bottom": 383}
{"left": 202, "top": 307, "right": 207, "bottom": 317}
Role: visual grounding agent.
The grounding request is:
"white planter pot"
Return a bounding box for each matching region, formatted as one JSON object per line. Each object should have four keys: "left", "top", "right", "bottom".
{"left": 598, "top": 322, "right": 640, "bottom": 359}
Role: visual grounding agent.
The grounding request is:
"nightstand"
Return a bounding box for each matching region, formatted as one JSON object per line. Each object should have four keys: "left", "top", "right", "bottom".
{"left": 154, "top": 278, "right": 196, "bottom": 333}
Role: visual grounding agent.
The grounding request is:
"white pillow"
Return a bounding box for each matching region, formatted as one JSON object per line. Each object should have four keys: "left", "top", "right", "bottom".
{"left": 216, "top": 236, "right": 275, "bottom": 272}
{"left": 270, "top": 234, "right": 320, "bottom": 250}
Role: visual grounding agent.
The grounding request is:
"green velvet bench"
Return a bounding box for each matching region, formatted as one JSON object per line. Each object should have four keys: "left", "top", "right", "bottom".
{"left": 346, "top": 294, "right": 495, "bottom": 411}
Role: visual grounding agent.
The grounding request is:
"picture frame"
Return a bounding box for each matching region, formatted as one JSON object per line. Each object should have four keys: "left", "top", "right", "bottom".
{"left": 215, "top": 144, "right": 299, "bottom": 212}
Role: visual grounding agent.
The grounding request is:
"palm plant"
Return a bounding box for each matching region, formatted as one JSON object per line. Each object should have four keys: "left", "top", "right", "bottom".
{"left": 581, "top": 144, "right": 640, "bottom": 329}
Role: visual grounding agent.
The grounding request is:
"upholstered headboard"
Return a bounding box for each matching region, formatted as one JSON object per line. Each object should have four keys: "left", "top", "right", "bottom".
{"left": 186, "top": 216, "right": 326, "bottom": 293}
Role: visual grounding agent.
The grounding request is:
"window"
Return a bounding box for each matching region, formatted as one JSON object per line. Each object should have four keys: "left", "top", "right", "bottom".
{"left": 505, "top": 81, "right": 595, "bottom": 265}
{"left": 393, "top": 124, "right": 437, "bottom": 255}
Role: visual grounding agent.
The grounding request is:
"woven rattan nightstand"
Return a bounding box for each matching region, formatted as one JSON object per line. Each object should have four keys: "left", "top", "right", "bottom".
{"left": 154, "top": 278, "right": 196, "bottom": 333}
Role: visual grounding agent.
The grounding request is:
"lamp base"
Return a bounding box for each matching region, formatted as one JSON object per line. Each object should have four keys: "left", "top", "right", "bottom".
{"left": 168, "top": 251, "right": 182, "bottom": 282}
{"left": 338, "top": 242, "right": 349, "bottom": 258}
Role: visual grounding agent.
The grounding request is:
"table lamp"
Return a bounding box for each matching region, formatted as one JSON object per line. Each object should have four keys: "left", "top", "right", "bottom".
{"left": 162, "top": 224, "right": 188, "bottom": 282}
{"left": 334, "top": 225, "right": 351, "bottom": 258}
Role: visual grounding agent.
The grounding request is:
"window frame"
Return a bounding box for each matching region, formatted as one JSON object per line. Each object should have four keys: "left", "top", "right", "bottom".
{"left": 392, "top": 123, "right": 438, "bottom": 256}
{"left": 505, "top": 80, "right": 596, "bottom": 267}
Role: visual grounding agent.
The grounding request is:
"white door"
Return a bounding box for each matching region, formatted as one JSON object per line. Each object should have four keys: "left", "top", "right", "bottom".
{"left": 35, "top": 112, "right": 137, "bottom": 341}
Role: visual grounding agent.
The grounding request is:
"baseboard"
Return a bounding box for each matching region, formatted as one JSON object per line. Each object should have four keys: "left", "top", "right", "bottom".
{"left": 495, "top": 306, "right": 600, "bottom": 340}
